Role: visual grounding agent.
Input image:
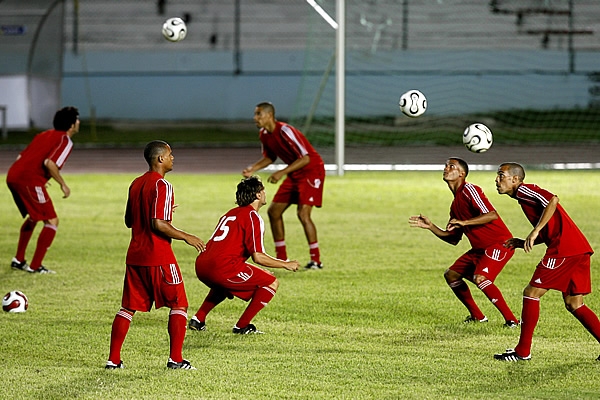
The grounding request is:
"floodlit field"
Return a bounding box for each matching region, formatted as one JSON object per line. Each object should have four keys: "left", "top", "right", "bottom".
{"left": 1, "top": 171, "right": 599, "bottom": 399}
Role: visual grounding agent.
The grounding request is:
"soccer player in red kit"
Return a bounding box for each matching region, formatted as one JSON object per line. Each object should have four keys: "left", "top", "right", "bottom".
{"left": 189, "top": 176, "right": 299, "bottom": 334}
{"left": 409, "top": 158, "right": 519, "bottom": 327}
{"left": 242, "top": 102, "right": 325, "bottom": 270}
{"left": 106, "top": 141, "right": 205, "bottom": 370}
{"left": 6, "top": 106, "right": 79, "bottom": 274}
{"left": 494, "top": 162, "right": 600, "bottom": 361}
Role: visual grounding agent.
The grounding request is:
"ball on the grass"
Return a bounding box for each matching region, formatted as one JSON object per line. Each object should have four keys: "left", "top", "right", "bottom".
{"left": 162, "top": 17, "right": 187, "bottom": 42}
{"left": 399, "top": 89, "right": 427, "bottom": 118}
{"left": 2, "top": 291, "right": 28, "bottom": 313}
{"left": 463, "top": 123, "right": 493, "bottom": 153}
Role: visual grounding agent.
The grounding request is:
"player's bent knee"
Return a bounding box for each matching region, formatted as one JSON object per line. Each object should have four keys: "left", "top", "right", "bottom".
{"left": 269, "top": 279, "right": 280, "bottom": 291}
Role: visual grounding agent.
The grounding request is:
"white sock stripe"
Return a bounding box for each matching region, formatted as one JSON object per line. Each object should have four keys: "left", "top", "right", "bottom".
{"left": 523, "top": 295, "right": 540, "bottom": 302}
{"left": 478, "top": 280, "right": 492, "bottom": 289}
{"left": 309, "top": 242, "right": 319, "bottom": 249}
{"left": 262, "top": 286, "right": 277, "bottom": 296}
{"left": 170, "top": 309, "right": 187, "bottom": 318}
{"left": 117, "top": 310, "right": 133, "bottom": 321}
{"left": 43, "top": 224, "right": 58, "bottom": 231}
{"left": 274, "top": 240, "right": 286, "bottom": 247}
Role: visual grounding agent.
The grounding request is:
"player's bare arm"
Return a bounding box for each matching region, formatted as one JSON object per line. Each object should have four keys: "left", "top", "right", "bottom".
{"left": 409, "top": 214, "right": 461, "bottom": 245}
{"left": 44, "top": 158, "right": 70, "bottom": 198}
{"left": 242, "top": 156, "right": 274, "bottom": 177}
{"left": 447, "top": 210, "right": 499, "bottom": 230}
{"left": 524, "top": 195, "right": 559, "bottom": 253}
{"left": 252, "top": 252, "right": 299, "bottom": 272}
{"left": 505, "top": 237, "right": 525, "bottom": 249}
{"left": 152, "top": 219, "right": 206, "bottom": 252}
{"left": 268, "top": 155, "right": 311, "bottom": 184}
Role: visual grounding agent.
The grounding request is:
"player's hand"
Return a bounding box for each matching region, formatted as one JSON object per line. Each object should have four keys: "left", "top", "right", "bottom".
{"left": 446, "top": 218, "right": 464, "bottom": 231}
{"left": 408, "top": 214, "right": 431, "bottom": 229}
{"left": 61, "top": 184, "right": 71, "bottom": 199}
{"left": 505, "top": 238, "right": 525, "bottom": 250}
{"left": 283, "top": 260, "right": 300, "bottom": 272}
{"left": 267, "top": 171, "right": 284, "bottom": 184}
{"left": 185, "top": 234, "right": 206, "bottom": 252}
{"left": 524, "top": 230, "right": 539, "bottom": 253}
{"left": 242, "top": 167, "right": 253, "bottom": 177}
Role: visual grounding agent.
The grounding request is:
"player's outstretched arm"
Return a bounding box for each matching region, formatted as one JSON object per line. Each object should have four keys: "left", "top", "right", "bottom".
{"left": 242, "top": 157, "right": 274, "bottom": 177}
{"left": 409, "top": 214, "right": 461, "bottom": 245}
{"left": 251, "top": 252, "right": 299, "bottom": 272}
{"left": 152, "top": 219, "right": 206, "bottom": 252}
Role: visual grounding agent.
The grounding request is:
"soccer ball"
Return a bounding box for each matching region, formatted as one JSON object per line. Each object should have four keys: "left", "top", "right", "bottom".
{"left": 399, "top": 90, "right": 427, "bottom": 118}
{"left": 463, "top": 123, "right": 493, "bottom": 153}
{"left": 2, "top": 291, "right": 28, "bottom": 313}
{"left": 162, "top": 17, "right": 187, "bottom": 42}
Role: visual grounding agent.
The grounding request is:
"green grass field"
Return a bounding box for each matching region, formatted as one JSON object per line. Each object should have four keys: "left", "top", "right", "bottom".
{"left": 1, "top": 170, "right": 600, "bottom": 399}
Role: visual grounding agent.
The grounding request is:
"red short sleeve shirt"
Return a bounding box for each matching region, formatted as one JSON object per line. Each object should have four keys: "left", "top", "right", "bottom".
{"left": 125, "top": 171, "right": 177, "bottom": 266}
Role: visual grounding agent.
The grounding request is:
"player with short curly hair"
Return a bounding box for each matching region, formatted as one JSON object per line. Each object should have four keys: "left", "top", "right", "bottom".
{"left": 189, "top": 176, "right": 299, "bottom": 334}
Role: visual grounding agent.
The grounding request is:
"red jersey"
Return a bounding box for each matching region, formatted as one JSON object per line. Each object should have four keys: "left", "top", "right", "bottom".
{"left": 259, "top": 121, "right": 324, "bottom": 179}
{"left": 449, "top": 182, "right": 512, "bottom": 250}
{"left": 515, "top": 183, "right": 593, "bottom": 258}
{"left": 125, "top": 171, "right": 177, "bottom": 267}
{"left": 196, "top": 205, "right": 266, "bottom": 278}
{"left": 6, "top": 129, "right": 73, "bottom": 185}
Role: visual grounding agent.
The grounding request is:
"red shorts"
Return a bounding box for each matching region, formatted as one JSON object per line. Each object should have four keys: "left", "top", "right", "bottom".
{"left": 121, "top": 263, "right": 188, "bottom": 312}
{"left": 7, "top": 182, "right": 57, "bottom": 221}
{"left": 529, "top": 253, "right": 592, "bottom": 295}
{"left": 195, "top": 262, "right": 276, "bottom": 302}
{"left": 273, "top": 171, "right": 325, "bottom": 207}
{"left": 449, "top": 243, "right": 514, "bottom": 282}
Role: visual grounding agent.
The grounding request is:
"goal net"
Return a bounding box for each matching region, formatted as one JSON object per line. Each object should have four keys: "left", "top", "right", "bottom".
{"left": 292, "top": 0, "right": 600, "bottom": 168}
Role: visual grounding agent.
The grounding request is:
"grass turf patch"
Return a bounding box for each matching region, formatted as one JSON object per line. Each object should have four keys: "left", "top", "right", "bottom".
{"left": 1, "top": 171, "right": 599, "bottom": 399}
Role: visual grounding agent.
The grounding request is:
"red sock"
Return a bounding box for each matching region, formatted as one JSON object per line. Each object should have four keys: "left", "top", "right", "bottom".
{"left": 236, "top": 286, "right": 276, "bottom": 328}
{"left": 194, "top": 289, "right": 227, "bottom": 322}
{"left": 309, "top": 241, "right": 321, "bottom": 263}
{"left": 274, "top": 240, "right": 287, "bottom": 260}
{"left": 478, "top": 279, "right": 518, "bottom": 323}
{"left": 108, "top": 309, "right": 133, "bottom": 364}
{"left": 572, "top": 304, "right": 600, "bottom": 343}
{"left": 515, "top": 296, "right": 540, "bottom": 357}
{"left": 168, "top": 309, "right": 187, "bottom": 363}
{"left": 16, "top": 218, "right": 37, "bottom": 262}
{"left": 30, "top": 224, "right": 57, "bottom": 269}
{"left": 449, "top": 280, "right": 485, "bottom": 320}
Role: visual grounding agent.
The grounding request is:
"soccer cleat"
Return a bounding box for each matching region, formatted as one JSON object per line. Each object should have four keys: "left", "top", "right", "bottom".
{"left": 596, "top": 355, "right": 600, "bottom": 362}
{"left": 304, "top": 261, "right": 323, "bottom": 270}
{"left": 503, "top": 320, "right": 520, "bottom": 328}
{"left": 105, "top": 360, "right": 124, "bottom": 369}
{"left": 232, "top": 324, "right": 264, "bottom": 334}
{"left": 31, "top": 266, "right": 56, "bottom": 274}
{"left": 494, "top": 349, "right": 531, "bottom": 362}
{"left": 11, "top": 258, "right": 34, "bottom": 272}
{"left": 464, "top": 315, "right": 488, "bottom": 323}
{"left": 188, "top": 317, "right": 206, "bottom": 331}
{"left": 167, "top": 358, "right": 196, "bottom": 370}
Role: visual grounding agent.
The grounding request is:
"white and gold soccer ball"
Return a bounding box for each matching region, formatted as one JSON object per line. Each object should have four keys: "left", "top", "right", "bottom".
{"left": 399, "top": 89, "right": 427, "bottom": 118}
{"left": 162, "top": 17, "right": 187, "bottom": 42}
{"left": 463, "top": 123, "right": 493, "bottom": 153}
{"left": 2, "top": 291, "right": 28, "bottom": 313}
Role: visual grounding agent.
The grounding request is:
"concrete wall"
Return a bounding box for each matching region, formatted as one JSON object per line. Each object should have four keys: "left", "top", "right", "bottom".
{"left": 61, "top": 49, "right": 599, "bottom": 121}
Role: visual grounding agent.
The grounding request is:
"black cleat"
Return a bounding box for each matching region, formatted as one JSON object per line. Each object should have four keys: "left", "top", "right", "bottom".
{"left": 188, "top": 317, "right": 206, "bottom": 331}
{"left": 167, "top": 358, "right": 196, "bottom": 370}
{"left": 494, "top": 349, "right": 531, "bottom": 362}
{"left": 232, "top": 324, "right": 264, "bottom": 334}
{"left": 304, "top": 261, "right": 323, "bottom": 270}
